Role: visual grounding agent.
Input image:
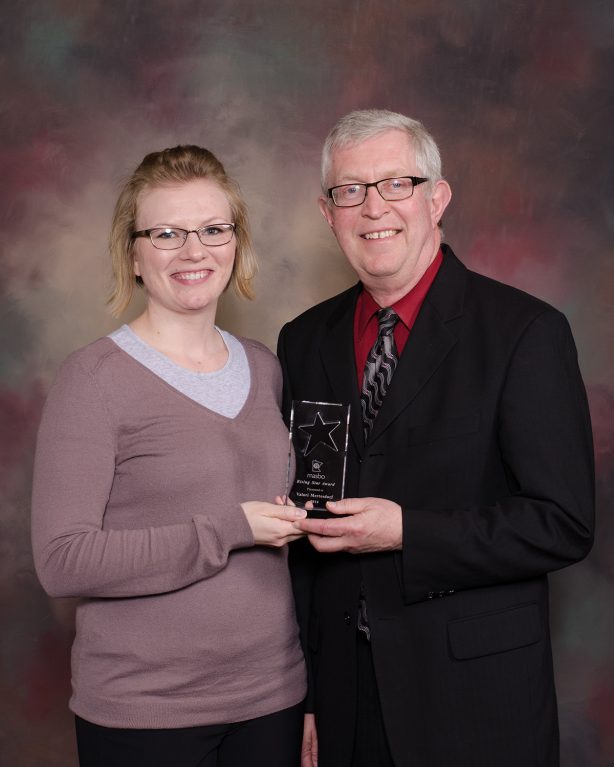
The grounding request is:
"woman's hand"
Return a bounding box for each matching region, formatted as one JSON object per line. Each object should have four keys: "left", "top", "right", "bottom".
{"left": 241, "top": 501, "right": 307, "bottom": 547}
{"left": 275, "top": 494, "right": 314, "bottom": 511}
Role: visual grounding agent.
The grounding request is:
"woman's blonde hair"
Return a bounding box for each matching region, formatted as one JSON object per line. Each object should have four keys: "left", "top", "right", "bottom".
{"left": 108, "top": 145, "right": 257, "bottom": 316}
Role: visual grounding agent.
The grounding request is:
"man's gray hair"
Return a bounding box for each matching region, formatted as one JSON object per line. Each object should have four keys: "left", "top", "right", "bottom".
{"left": 321, "top": 109, "right": 443, "bottom": 195}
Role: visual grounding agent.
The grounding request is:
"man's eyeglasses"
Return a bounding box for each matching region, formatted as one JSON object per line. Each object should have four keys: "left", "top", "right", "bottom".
{"left": 327, "top": 176, "right": 428, "bottom": 208}
{"left": 132, "top": 224, "right": 236, "bottom": 250}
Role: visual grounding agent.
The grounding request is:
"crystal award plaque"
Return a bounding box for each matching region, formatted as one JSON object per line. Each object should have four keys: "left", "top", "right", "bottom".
{"left": 286, "top": 400, "right": 351, "bottom": 512}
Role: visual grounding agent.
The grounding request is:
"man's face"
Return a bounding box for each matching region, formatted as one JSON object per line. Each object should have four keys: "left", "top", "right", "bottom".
{"left": 319, "top": 129, "right": 451, "bottom": 300}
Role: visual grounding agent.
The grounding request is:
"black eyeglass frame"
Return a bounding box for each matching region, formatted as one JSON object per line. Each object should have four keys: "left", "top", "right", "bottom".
{"left": 327, "top": 176, "right": 428, "bottom": 207}
{"left": 132, "top": 223, "right": 236, "bottom": 249}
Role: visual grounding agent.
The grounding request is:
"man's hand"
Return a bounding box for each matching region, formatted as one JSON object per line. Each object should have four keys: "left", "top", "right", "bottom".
{"left": 301, "top": 713, "right": 318, "bottom": 767}
{"left": 294, "top": 497, "right": 403, "bottom": 553}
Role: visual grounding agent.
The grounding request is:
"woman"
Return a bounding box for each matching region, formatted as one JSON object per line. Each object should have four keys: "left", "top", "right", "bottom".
{"left": 31, "top": 145, "right": 306, "bottom": 767}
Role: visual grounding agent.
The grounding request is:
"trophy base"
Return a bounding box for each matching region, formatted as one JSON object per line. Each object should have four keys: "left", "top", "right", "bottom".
{"left": 291, "top": 498, "right": 349, "bottom": 519}
{"left": 305, "top": 507, "right": 349, "bottom": 519}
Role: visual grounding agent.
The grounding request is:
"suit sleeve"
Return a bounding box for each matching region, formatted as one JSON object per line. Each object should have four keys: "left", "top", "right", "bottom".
{"left": 278, "top": 324, "right": 317, "bottom": 710}
{"left": 401, "top": 309, "right": 595, "bottom": 603}
{"left": 31, "top": 355, "right": 254, "bottom": 599}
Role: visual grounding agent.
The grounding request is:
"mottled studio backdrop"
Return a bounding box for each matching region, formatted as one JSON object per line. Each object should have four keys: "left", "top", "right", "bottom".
{"left": 1, "top": 0, "right": 613, "bottom": 764}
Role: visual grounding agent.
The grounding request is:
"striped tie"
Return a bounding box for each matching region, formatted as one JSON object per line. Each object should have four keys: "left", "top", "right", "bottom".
{"left": 361, "top": 307, "right": 400, "bottom": 442}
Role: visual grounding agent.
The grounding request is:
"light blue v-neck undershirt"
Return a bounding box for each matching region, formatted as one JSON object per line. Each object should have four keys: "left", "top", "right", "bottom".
{"left": 108, "top": 324, "right": 250, "bottom": 418}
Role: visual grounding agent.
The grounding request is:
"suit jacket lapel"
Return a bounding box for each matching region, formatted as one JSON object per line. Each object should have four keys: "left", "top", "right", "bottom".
{"left": 316, "top": 248, "right": 468, "bottom": 451}
{"left": 368, "top": 247, "right": 467, "bottom": 445}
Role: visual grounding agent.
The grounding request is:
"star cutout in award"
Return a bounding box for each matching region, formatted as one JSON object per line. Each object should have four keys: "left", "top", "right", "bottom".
{"left": 298, "top": 411, "right": 341, "bottom": 455}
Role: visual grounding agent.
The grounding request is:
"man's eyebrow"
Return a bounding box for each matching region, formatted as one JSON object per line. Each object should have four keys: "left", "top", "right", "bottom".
{"left": 333, "top": 171, "right": 407, "bottom": 185}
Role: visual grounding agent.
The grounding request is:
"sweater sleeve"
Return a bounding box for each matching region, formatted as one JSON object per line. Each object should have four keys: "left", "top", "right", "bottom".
{"left": 31, "top": 353, "right": 255, "bottom": 599}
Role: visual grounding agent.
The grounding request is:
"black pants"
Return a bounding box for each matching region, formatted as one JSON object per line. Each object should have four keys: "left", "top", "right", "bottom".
{"left": 75, "top": 702, "right": 303, "bottom": 767}
{"left": 351, "top": 632, "right": 396, "bottom": 767}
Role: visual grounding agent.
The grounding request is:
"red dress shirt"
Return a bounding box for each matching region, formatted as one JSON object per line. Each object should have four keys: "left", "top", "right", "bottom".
{"left": 353, "top": 249, "right": 443, "bottom": 386}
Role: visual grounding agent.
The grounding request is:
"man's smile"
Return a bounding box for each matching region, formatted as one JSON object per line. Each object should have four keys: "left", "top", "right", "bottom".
{"left": 362, "top": 229, "right": 400, "bottom": 240}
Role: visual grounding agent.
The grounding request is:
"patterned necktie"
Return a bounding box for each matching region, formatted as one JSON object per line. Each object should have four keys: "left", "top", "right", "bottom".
{"left": 360, "top": 307, "right": 400, "bottom": 442}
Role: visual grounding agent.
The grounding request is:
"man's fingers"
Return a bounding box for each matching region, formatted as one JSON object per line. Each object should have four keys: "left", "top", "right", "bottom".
{"left": 326, "top": 497, "right": 368, "bottom": 515}
{"left": 296, "top": 516, "right": 348, "bottom": 536}
{"left": 308, "top": 533, "right": 348, "bottom": 552}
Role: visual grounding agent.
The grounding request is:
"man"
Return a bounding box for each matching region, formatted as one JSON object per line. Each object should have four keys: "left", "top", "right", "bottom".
{"left": 277, "top": 109, "right": 594, "bottom": 767}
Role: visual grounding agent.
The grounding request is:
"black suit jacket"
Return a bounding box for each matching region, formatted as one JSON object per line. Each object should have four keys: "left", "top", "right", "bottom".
{"left": 277, "top": 246, "right": 594, "bottom": 767}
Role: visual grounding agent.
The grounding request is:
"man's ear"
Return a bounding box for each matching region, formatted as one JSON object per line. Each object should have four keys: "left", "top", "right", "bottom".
{"left": 318, "top": 195, "right": 335, "bottom": 229}
{"left": 430, "top": 180, "right": 452, "bottom": 227}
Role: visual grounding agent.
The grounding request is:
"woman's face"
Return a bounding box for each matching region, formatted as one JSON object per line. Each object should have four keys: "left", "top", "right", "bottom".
{"left": 132, "top": 179, "right": 236, "bottom": 318}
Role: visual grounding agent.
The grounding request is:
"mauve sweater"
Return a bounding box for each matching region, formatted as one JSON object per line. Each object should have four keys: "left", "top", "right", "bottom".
{"left": 31, "top": 336, "right": 306, "bottom": 728}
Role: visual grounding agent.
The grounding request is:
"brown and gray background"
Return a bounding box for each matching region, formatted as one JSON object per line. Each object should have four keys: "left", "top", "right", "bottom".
{"left": 1, "top": 1, "right": 613, "bottom": 764}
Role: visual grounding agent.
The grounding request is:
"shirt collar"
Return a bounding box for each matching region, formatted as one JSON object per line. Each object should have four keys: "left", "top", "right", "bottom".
{"left": 356, "top": 248, "right": 443, "bottom": 335}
